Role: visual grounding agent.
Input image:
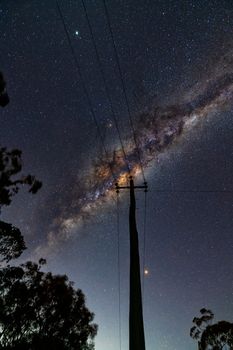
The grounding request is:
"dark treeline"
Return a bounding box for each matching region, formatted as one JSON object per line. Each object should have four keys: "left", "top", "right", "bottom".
{"left": 0, "top": 72, "right": 97, "bottom": 350}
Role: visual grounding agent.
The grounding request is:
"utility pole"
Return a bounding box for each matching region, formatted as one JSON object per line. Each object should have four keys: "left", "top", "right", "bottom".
{"left": 116, "top": 176, "right": 148, "bottom": 350}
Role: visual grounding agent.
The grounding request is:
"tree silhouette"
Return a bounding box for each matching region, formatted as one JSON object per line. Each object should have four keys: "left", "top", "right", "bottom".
{"left": 0, "top": 221, "right": 25, "bottom": 262}
{"left": 190, "top": 308, "right": 233, "bottom": 349}
{"left": 0, "top": 81, "right": 42, "bottom": 261}
{"left": 0, "top": 147, "right": 42, "bottom": 208}
{"left": 0, "top": 146, "right": 42, "bottom": 262}
{"left": 0, "top": 259, "right": 97, "bottom": 349}
{"left": 0, "top": 147, "right": 42, "bottom": 261}
{"left": 0, "top": 72, "right": 98, "bottom": 350}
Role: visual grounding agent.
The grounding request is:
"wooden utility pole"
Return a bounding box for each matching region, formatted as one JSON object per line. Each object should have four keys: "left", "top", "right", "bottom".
{"left": 116, "top": 176, "right": 147, "bottom": 350}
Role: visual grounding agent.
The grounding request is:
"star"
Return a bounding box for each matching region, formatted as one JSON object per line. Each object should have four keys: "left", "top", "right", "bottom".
{"left": 75, "top": 30, "right": 82, "bottom": 40}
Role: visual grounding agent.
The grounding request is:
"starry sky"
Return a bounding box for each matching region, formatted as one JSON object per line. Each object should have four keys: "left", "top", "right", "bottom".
{"left": 1, "top": 1, "right": 233, "bottom": 349}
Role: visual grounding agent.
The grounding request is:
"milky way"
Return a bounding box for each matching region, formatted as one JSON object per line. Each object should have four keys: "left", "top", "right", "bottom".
{"left": 35, "top": 50, "right": 233, "bottom": 257}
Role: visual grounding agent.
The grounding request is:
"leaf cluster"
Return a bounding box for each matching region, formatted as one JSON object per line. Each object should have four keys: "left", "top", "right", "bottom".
{"left": 0, "top": 221, "right": 25, "bottom": 262}
{"left": 0, "top": 260, "right": 97, "bottom": 350}
{"left": 190, "top": 309, "right": 233, "bottom": 350}
{"left": 0, "top": 147, "right": 42, "bottom": 207}
{"left": 0, "top": 147, "right": 42, "bottom": 262}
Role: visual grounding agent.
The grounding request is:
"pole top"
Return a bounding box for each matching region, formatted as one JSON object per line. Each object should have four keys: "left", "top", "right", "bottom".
{"left": 115, "top": 177, "right": 148, "bottom": 192}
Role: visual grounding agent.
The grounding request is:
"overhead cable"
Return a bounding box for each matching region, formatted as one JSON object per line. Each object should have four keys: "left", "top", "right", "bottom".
{"left": 102, "top": 0, "right": 146, "bottom": 183}
{"left": 56, "top": 0, "right": 116, "bottom": 182}
{"left": 81, "top": 0, "right": 131, "bottom": 175}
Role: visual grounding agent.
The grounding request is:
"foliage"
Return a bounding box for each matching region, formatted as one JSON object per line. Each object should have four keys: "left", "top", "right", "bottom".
{"left": 0, "top": 147, "right": 42, "bottom": 207}
{"left": 0, "top": 221, "right": 26, "bottom": 262}
{"left": 190, "top": 308, "right": 233, "bottom": 349}
{"left": 0, "top": 147, "right": 42, "bottom": 262}
{"left": 0, "top": 260, "right": 97, "bottom": 349}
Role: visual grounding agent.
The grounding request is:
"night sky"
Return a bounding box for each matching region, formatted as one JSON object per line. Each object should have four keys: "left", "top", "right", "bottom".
{"left": 1, "top": 1, "right": 233, "bottom": 349}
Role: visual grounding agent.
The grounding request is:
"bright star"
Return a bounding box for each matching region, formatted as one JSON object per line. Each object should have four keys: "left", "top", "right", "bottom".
{"left": 106, "top": 119, "right": 113, "bottom": 128}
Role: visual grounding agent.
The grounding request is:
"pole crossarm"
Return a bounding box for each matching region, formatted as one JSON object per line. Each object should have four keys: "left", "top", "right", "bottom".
{"left": 115, "top": 176, "right": 148, "bottom": 193}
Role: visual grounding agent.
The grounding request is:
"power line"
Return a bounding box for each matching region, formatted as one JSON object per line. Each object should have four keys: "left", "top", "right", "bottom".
{"left": 149, "top": 189, "right": 233, "bottom": 193}
{"left": 55, "top": 0, "right": 116, "bottom": 182}
{"left": 80, "top": 0, "right": 131, "bottom": 176}
{"left": 102, "top": 0, "right": 146, "bottom": 183}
